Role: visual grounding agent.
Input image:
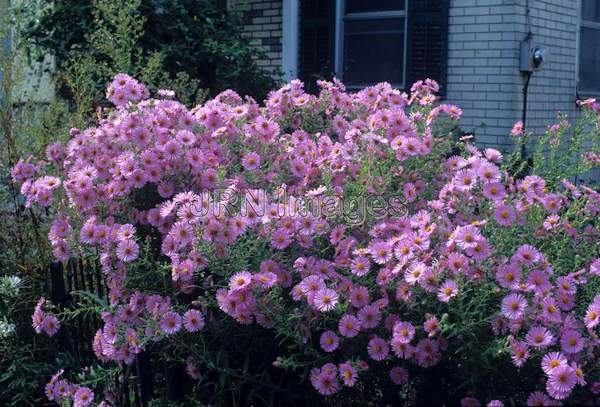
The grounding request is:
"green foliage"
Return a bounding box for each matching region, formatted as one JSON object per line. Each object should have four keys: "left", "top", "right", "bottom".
{"left": 531, "top": 110, "right": 600, "bottom": 188}
{"left": 0, "top": 272, "right": 57, "bottom": 406}
{"left": 18, "top": 0, "right": 277, "bottom": 102}
{"left": 0, "top": 0, "right": 60, "bottom": 272}
{"left": 505, "top": 111, "right": 600, "bottom": 186}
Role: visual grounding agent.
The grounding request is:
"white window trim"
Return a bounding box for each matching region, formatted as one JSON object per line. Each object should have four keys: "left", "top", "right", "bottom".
{"left": 282, "top": 0, "right": 299, "bottom": 82}
{"left": 334, "top": 0, "right": 344, "bottom": 79}
{"left": 334, "top": 0, "right": 409, "bottom": 90}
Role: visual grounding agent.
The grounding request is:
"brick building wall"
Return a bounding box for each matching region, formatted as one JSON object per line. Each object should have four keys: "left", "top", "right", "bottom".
{"left": 446, "top": 0, "right": 580, "bottom": 151}
{"left": 516, "top": 0, "right": 579, "bottom": 136}
{"left": 446, "top": 0, "right": 521, "bottom": 149}
{"left": 235, "top": 0, "right": 283, "bottom": 78}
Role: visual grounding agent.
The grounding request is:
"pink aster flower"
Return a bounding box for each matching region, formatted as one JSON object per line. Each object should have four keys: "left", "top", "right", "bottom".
{"left": 477, "top": 161, "right": 501, "bottom": 182}
{"left": 510, "top": 339, "right": 529, "bottom": 367}
{"left": 547, "top": 365, "right": 576, "bottom": 400}
{"left": 526, "top": 391, "right": 552, "bottom": 406}
{"left": 454, "top": 169, "right": 478, "bottom": 191}
{"left": 50, "top": 379, "right": 71, "bottom": 401}
{"left": 338, "top": 362, "right": 358, "bottom": 387}
{"left": 312, "top": 371, "right": 340, "bottom": 396}
{"left": 367, "top": 336, "right": 389, "bottom": 361}
{"left": 348, "top": 286, "right": 369, "bottom": 308}
{"left": 116, "top": 239, "right": 139, "bottom": 262}
{"left": 571, "top": 362, "right": 586, "bottom": 386}
{"left": 183, "top": 309, "right": 205, "bottom": 332}
{"left": 542, "top": 193, "right": 562, "bottom": 214}
{"left": 41, "top": 315, "right": 61, "bottom": 336}
{"left": 543, "top": 215, "right": 560, "bottom": 230}
{"left": 557, "top": 290, "right": 575, "bottom": 311}
{"left": 461, "top": 397, "right": 481, "bottom": 407}
{"left": 270, "top": 228, "right": 291, "bottom": 250}
{"left": 357, "top": 304, "right": 381, "bottom": 329}
{"left": 454, "top": 225, "right": 481, "bottom": 250}
{"left": 300, "top": 275, "right": 326, "bottom": 298}
{"left": 590, "top": 258, "right": 600, "bottom": 276}
{"left": 483, "top": 182, "right": 506, "bottom": 201}
{"left": 32, "top": 305, "right": 45, "bottom": 334}
{"left": 242, "top": 152, "right": 261, "bottom": 170}
{"left": 79, "top": 223, "right": 96, "bottom": 244}
{"left": 437, "top": 279, "right": 458, "bottom": 302}
{"left": 415, "top": 338, "right": 440, "bottom": 368}
{"left": 160, "top": 311, "right": 182, "bottom": 335}
{"left": 496, "top": 263, "right": 521, "bottom": 289}
{"left": 73, "top": 386, "right": 94, "bottom": 407}
{"left": 525, "top": 326, "right": 554, "bottom": 348}
{"left": 229, "top": 271, "right": 253, "bottom": 291}
{"left": 395, "top": 281, "right": 413, "bottom": 302}
{"left": 389, "top": 366, "right": 409, "bottom": 385}
{"left": 46, "top": 142, "right": 63, "bottom": 162}
{"left": 447, "top": 252, "right": 468, "bottom": 275}
{"left": 405, "top": 261, "right": 428, "bottom": 285}
{"left": 514, "top": 244, "right": 541, "bottom": 266}
{"left": 403, "top": 182, "right": 417, "bottom": 202}
{"left": 501, "top": 293, "right": 527, "bottom": 320}
{"left": 494, "top": 204, "right": 516, "bottom": 227}
{"left": 320, "top": 330, "right": 339, "bottom": 352}
{"left": 185, "top": 359, "right": 202, "bottom": 380}
{"left": 329, "top": 225, "right": 345, "bottom": 244}
{"left": 170, "top": 221, "right": 194, "bottom": 246}
{"left": 313, "top": 288, "right": 339, "bottom": 312}
{"left": 338, "top": 314, "right": 361, "bottom": 338}
{"left": 511, "top": 120, "right": 524, "bottom": 137}
{"left": 370, "top": 240, "right": 393, "bottom": 265}
{"left": 484, "top": 148, "right": 503, "bottom": 162}
{"left": 540, "top": 351, "right": 567, "bottom": 377}
{"left": 350, "top": 256, "right": 371, "bottom": 276}
{"left": 423, "top": 316, "right": 440, "bottom": 335}
{"left": 253, "top": 271, "right": 278, "bottom": 289}
{"left": 290, "top": 159, "right": 307, "bottom": 178}
{"left": 393, "top": 321, "right": 415, "bottom": 344}
{"left": 584, "top": 304, "right": 599, "bottom": 329}
{"left": 526, "top": 270, "right": 552, "bottom": 294}
{"left": 465, "top": 238, "right": 492, "bottom": 261}
{"left": 320, "top": 362, "right": 338, "bottom": 379}
{"left": 540, "top": 296, "right": 561, "bottom": 323}
{"left": 391, "top": 340, "right": 414, "bottom": 359}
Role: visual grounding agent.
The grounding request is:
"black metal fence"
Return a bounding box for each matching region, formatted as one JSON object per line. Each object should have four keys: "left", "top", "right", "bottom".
{"left": 48, "top": 260, "right": 161, "bottom": 406}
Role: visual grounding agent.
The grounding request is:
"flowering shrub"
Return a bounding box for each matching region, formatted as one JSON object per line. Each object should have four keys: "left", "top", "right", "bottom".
{"left": 11, "top": 74, "right": 600, "bottom": 405}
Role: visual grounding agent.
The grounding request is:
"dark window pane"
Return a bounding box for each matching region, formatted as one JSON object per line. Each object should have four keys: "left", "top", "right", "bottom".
{"left": 346, "top": 0, "right": 405, "bottom": 14}
{"left": 343, "top": 18, "right": 404, "bottom": 86}
{"left": 302, "top": 0, "right": 331, "bottom": 19}
{"left": 583, "top": 0, "right": 600, "bottom": 23}
{"left": 579, "top": 27, "right": 600, "bottom": 92}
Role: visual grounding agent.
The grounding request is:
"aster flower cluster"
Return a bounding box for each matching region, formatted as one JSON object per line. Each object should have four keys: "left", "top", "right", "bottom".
{"left": 105, "top": 74, "right": 149, "bottom": 107}
{"left": 12, "top": 74, "right": 600, "bottom": 405}
{"left": 45, "top": 370, "right": 94, "bottom": 407}
{"left": 31, "top": 297, "right": 61, "bottom": 336}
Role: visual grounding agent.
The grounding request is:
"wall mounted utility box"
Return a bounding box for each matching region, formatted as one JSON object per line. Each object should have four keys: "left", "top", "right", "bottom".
{"left": 520, "top": 39, "right": 548, "bottom": 72}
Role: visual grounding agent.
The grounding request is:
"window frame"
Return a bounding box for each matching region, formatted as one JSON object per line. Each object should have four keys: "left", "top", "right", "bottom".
{"left": 578, "top": 0, "right": 600, "bottom": 95}
{"left": 333, "top": 0, "right": 409, "bottom": 90}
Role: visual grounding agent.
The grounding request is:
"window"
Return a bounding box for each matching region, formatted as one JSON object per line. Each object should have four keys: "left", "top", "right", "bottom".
{"left": 335, "top": 0, "right": 407, "bottom": 88}
{"left": 298, "top": 0, "right": 447, "bottom": 94}
{"left": 579, "top": 0, "right": 600, "bottom": 93}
